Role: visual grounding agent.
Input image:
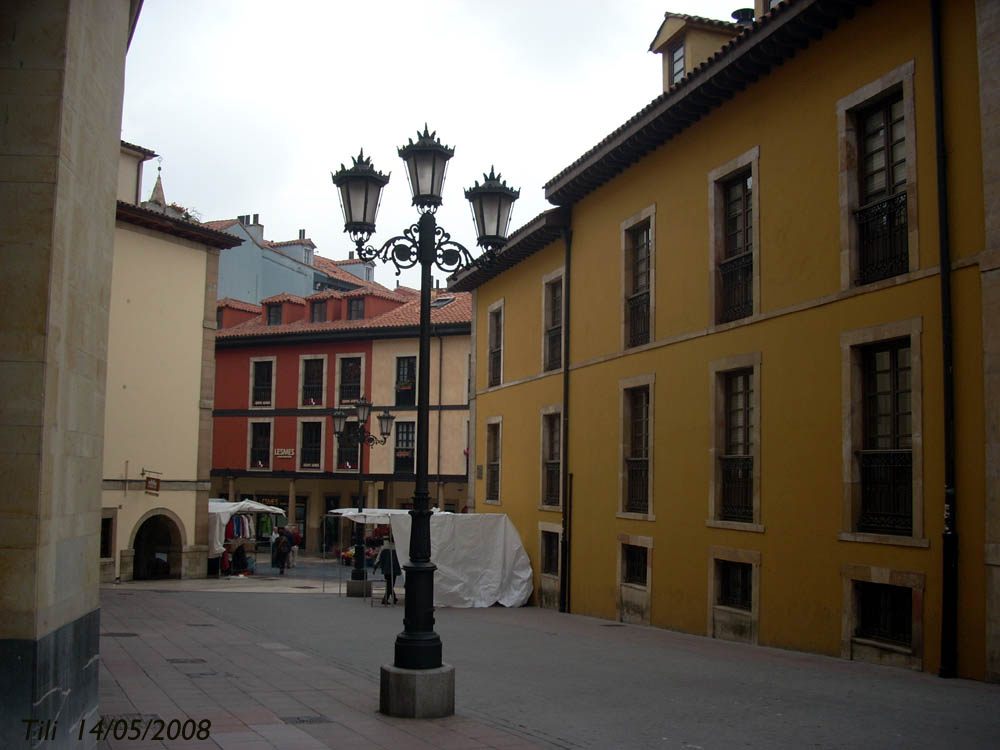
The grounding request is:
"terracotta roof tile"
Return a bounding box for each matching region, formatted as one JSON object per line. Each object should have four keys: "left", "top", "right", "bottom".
{"left": 202, "top": 218, "right": 240, "bottom": 231}
{"left": 217, "top": 297, "right": 262, "bottom": 313}
{"left": 271, "top": 237, "right": 316, "bottom": 248}
{"left": 260, "top": 292, "right": 307, "bottom": 305}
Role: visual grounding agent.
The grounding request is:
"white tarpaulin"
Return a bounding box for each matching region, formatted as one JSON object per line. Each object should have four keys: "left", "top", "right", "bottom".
{"left": 208, "top": 499, "right": 283, "bottom": 557}
{"left": 327, "top": 507, "right": 414, "bottom": 525}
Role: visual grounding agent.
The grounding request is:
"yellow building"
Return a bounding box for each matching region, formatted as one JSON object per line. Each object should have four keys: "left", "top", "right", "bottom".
{"left": 452, "top": 0, "right": 999, "bottom": 680}
{"left": 102, "top": 143, "right": 240, "bottom": 581}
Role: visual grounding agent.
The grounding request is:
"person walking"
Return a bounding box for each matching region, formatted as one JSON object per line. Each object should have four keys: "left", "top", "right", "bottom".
{"left": 273, "top": 526, "right": 291, "bottom": 575}
{"left": 290, "top": 525, "right": 302, "bottom": 568}
{"left": 373, "top": 539, "right": 401, "bottom": 604}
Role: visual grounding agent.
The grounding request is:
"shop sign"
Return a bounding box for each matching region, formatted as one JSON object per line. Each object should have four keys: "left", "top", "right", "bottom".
{"left": 274, "top": 448, "right": 295, "bottom": 458}
{"left": 144, "top": 477, "right": 160, "bottom": 496}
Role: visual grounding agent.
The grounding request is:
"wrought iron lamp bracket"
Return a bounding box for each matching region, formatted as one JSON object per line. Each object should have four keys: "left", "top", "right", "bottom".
{"left": 353, "top": 222, "right": 498, "bottom": 277}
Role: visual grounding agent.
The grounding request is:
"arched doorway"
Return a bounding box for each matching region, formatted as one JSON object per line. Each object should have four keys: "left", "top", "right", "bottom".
{"left": 132, "top": 514, "right": 182, "bottom": 580}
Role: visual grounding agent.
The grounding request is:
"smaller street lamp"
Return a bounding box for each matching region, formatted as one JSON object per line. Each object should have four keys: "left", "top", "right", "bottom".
{"left": 331, "top": 397, "right": 395, "bottom": 596}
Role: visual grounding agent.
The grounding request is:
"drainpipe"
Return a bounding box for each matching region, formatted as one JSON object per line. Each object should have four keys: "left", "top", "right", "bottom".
{"left": 560, "top": 228, "right": 573, "bottom": 613}
{"left": 931, "top": 0, "right": 958, "bottom": 678}
{"left": 436, "top": 325, "right": 444, "bottom": 506}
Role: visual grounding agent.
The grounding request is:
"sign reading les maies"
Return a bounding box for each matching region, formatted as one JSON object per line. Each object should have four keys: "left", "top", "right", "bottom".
{"left": 274, "top": 448, "right": 295, "bottom": 458}
{"left": 144, "top": 476, "right": 160, "bottom": 496}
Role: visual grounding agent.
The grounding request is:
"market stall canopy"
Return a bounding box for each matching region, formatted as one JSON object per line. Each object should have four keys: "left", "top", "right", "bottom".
{"left": 327, "top": 507, "right": 429, "bottom": 525}
{"left": 208, "top": 499, "right": 284, "bottom": 556}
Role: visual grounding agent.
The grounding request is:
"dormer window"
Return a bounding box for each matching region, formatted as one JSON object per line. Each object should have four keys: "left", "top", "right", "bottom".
{"left": 266, "top": 304, "right": 282, "bottom": 326}
{"left": 430, "top": 296, "right": 454, "bottom": 308}
{"left": 669, "top": 43, "right": 685, "bottom": 85}
{"left": 311, "top": 300, "right": 327, "bottom": 323}
{"left": 348, "top": 298, "right": 365, "bottom": 320}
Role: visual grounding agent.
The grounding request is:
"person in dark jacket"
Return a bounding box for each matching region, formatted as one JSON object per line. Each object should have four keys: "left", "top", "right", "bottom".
{"left": 273, "top": 527, "right": 291, "bottom": 575}
{"left": 373, "top": 539, "right": 401, "bottom": 604}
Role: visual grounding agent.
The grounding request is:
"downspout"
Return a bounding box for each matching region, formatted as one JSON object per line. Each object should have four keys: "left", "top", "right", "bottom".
{"left": 931, "top": 0, "right": 958, "bottom": 678}
{"left": 560, "top": 227, "right": 573, "bottom": 613}
{"left": 436, "top": 325, "right": 444, "bottom": 506}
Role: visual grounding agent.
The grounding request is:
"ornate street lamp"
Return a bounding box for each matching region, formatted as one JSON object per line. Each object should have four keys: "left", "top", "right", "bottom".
{"left": 331, "top": 397, "right": 394, "bottom": 595}
{"left": 332, "top": 128, "right": 518, "bottom": 717}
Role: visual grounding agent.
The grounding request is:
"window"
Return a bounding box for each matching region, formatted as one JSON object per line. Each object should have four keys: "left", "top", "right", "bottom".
{"left": 299, "top": 421, "right": 322, "bottom": 470}
{"left": 251, "top": 359, "right": 274, "bottom": 407}
{"left": 100, "top": 516, "right": 113, "bottom": 559}
{"left": 543, "top": 274, "right": 563, "bottom": 371}
{"left": 485, "top": 419, "right": 501, "bottom": 502}
{"left": 855, "top": 581, "right": 912, "bottom": 647}
{"left": 541, "top": 531, "right": 559, "bottom": 576}
{"left": 618, "top": 534, "right": 652, "bottom": 624}
{"left": 336, "top": 422, "right": 359, "bottom": 471}
{"left": 488, "top": 304, "right": 503, "bottom": 387}
{"left": 394, "top": 421, "right": 415, "bottom": 474}
{"left": 541, "top": 411, "right": 561, "bottom": 507}
{"left": 626, "top": 223, "right": 651, "bottom": 347}
{"left": 339, "top": 356, "right": 361, "bottom": 403}
{"left": 266, "top": 304, "right": 282, "bottom": 326}
{"left": 301, "top": 357, "right": 324, "bottom": 406}
{"left": 624, "top": 386, "right": 649, "bottom": 514}
{"left": 395, "top": 356, "right": 416, "bottom": 407}
{"left": 311, "top": 300, "right": 326, "bottom": 323}
{"left": 622, "top": 544, "right": 648, "bottom": 586}
{"left": 857, "top": 339, "right": 912, "bottom": 535}
{"left": 837, "top": 62, "right": 917, "bottom": 290}
{"left": 669, "top": 42, "right": 684, "bottom": 86}
{"left": 250, "top": 421, "right": 271, "bottom": 469}
{"left": 841, "top": 564, "right": 923, "bottom": 668}
{"left": 720, "top": 369, "right": 753, "bottom": 523}
{"left": 718, "top": 171, "right": 753, "bottom": 323}
{"left": 709, "top": 546, "right": 760, "bottom": 644}
{"left": 348, "top": 298, "right": 365, "bottom": 320}
{"left": 716, "top": 560, "right": 752, "bottom": 611}
{"left": 216, "top": 308, "right": 223, "bottom": 329}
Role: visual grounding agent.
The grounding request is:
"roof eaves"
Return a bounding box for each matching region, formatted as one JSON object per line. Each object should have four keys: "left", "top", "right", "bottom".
{"left": 116, "top": 201, "right": 242, "bottom": 249}
{"left": 120, "top": 140, "right": 158, "bottom": 159}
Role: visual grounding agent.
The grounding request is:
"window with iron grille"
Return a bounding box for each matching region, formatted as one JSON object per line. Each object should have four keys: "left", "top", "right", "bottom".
{"left": 544, "top": 278, "right": 562, "bottom": 371}
{"left": 717, "top": 560, "right": 751, "bottom": 610}
{"left": 301, "top": 358, "right": 323, "bottom": 405}
{"left": 855, "top": 92, "right": 907, "bottom": 284}
{"left": 336, "top": 422, "right": 359, "bottom": 470}
{"left": 250, "top": 422, "right": 271, "bottom": 468}
{"left": 395, "top": 356, "right": 416, "bottom": 407}
{"left": 542, "top": 413, "right": 561, "bottom": 506}
{"left": 251, "top": 360, "right": 273, "bottom": 406}
{"left": 339, "top": 357, "right": 361, "bottom": 403}
{"left": 300, "top": 421, "right": 321, "bottom": 469}
{"left": 719, "top": 172, "right": 753, "bottom": 323}
{"left": 855, "top": 581, "right": 912, "bottom": 647}
{"left": 488, "top": 308, "right": 503, "bottom": 387}
{"left": 486, "top": 422, "right": 501, "bottom": 501}
{"left": 394, "top": 421, "right": 415, "bottom": 474}
{"left": 720, "top": 369, "right": 754, "bottom": 523}
{"left": 100, "top": 516, "right": 113, "bottom": 558}
{"left": 622, "top": 544, "right": 647, "bottom": 586}
{"left": 625, "top": 386, "right": 649, "bottom": 514}
{"left": 310, "top": 300, "right": 326, "bottom": 323}
{"left": 541, "top": 531, "right": 559, "bottom": 576}
{"left": 669, "top": 43, "right": 685, "bottom": 85}
{"left": 626, "top": 223, "right": 651, "bottom": 348}
{"left": 348, "top": 298, "right": 365, "bottom": 320}
{"left": 266, "top": 304, "right": 282, "bottom": 326}
{"left": 857, "top": 338, "right": 912, "bottom": 535}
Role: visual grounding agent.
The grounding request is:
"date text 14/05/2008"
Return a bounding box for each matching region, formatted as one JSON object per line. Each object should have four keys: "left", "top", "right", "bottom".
{"left": 21, "top": 717, "right": 212, "bottom": 742}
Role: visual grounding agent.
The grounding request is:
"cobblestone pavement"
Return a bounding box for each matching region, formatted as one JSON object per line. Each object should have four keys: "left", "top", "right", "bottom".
{"left": 97, "top": 561, "right": 1000, "bottom": 749}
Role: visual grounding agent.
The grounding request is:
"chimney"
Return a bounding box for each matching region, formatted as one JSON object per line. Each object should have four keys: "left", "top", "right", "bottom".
{"left": 299, "top": 229, "right": 306, "bottom": 240}
{"left": 252, "top": 213, "right": 259, "bottom": 224}
{"left": 732, "top": 8, "right": 754, "bottom": 28}
{"left": 349, "top": 250, "right": 355, "bottom": 259}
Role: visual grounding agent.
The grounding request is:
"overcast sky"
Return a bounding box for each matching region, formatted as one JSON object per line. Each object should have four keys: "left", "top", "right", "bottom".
{"left": 123, "top": 1, "right": 745, "bottom": 293}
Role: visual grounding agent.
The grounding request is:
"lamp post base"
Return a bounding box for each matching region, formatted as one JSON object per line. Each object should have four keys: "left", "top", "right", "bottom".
{"left": 379, "top": 663, "right": 454, "bottom": 718}
{"left": 346, "top": 578, "right": 371, "bottom": 597}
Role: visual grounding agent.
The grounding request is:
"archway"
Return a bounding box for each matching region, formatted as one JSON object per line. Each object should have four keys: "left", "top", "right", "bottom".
{"left": 132, "top": 514, "right": 182, "bottom": 580}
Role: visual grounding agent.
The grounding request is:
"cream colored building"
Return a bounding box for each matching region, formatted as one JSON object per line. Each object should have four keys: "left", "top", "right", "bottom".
{"left": 101, "top": 144, "right": 240, "bottom": 581}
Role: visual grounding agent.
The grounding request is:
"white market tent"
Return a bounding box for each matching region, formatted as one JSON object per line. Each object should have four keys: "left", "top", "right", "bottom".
{"left": 327, "top": 509, "right": 533, "bottom": 608}
{"left": 208, "top": 499, "right": 284, "bottom": 557}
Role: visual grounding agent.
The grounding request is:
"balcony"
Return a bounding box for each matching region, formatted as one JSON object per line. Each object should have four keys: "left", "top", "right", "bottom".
{"left": 545, "top": 327, "right": 562, "bottom": 370}
{"left": 625, "top": 458, "right": 648, "bottom": 514}
{"left": 302, "top": 383, "right": 322, "bottom": 405}
{"left": 488, "top": 349, "right": 502, "bottom": 387}
{"left": 543, "top": 461, "right": 560, "bottom": 505}
{"left": 339, "top": 381, "right": 361, "bottom": 403}
{"left": 486, "top": 463, "right": 500, "bottom": 501}
{"left": 719, "top": 455, "right": 753, "bottom": 523}
{"left": 856, "top": 450, "right": 912, "bottom": 535}
{"left": 856, "top": 192, "right": 908, "bottom": 285}
{"left": 718, "top": 252, "right": 752, "bottom": 323}
{"left": 627, "top": 292, "right": 649, "bottom": 348}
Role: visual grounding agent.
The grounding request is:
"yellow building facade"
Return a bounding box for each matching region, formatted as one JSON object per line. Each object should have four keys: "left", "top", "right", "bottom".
{"left": 453, "top": 0, "right": 999, "bottom": 680}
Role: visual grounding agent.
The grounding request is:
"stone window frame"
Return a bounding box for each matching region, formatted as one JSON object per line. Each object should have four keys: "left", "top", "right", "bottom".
{"left": 709, "top": 146, "right": 760, "bottom": 325}
{"left": 247, "top": 417, "right": 274, "bottom": 471}
{"left": 334, "top": 351, "right": 366, "bottom": 407}
{"left": 334, "top": 416, "right": 361, "bottom": 475}
{"left": 618, "top": 373, "right": 655, "bottom": 521}
{"left": 707, "top": 352, "right": 764, "bottom": 532}
{"left": 541, "top": 267, "right": 565, "bottom": 372}
{"left": 539, "top": 404, "right": 562, "bottom": 511}
{"left": 840, "top": 563, "right": 924, "bottom": 670}
{"left": 487, "top": 297, "right": 505, "bottom": 388}
{"left": 837, "top": 60, "right": 919, "bottom": 290}
{"left": 393, "top": 419, "right": 417, "bottom": 475}
{"left": 707, "top": 545, "right": 761, "bottom": 645}
{"left": 620, "top": 205, "right": 656, "bottom": 351}
{"left": 100, "top": 508, "right": 117, "bottom": 561}
{"left": 248, "top": 356, "right": 276, "bottom": 409}
{"left": 538, "top": 521, "right": 562, "bottom": 579}
{"left": 484, "top": 415, "right": 502, "bottom": 505}
{"left": 839, "top": 317, "right": 927, "bottom": 547}
{"left": 394, "top": 352, "right": 418, "bottom": 407}
{"left": 296, "top": 416, "right": 325, "bottom": 473}
{"left": 617, "top": 533, "right": 653, "bottom": 625}
{"left": 298, "top": 353, "right": 328, "bottom": 409}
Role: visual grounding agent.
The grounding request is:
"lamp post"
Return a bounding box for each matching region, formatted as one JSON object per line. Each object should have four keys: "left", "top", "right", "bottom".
{"left": 332, "top": 126, "right": 518, "bottom": 717}
{"left": 332, "top": 398, "right": 395, "bottom": 596}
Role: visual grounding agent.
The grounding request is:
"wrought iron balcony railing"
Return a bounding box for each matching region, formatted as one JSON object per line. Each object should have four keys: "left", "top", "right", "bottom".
{"left": 545, "top": 327, "right": 562, "bottom": 370}
{"left": 627, "top": 292, "right": 650, "bottom": 348}
{"left": 719, "top": 455, "right": 753, "bottom": 522}
{"left": 488, "top": 349, "right": 502, "bottom": 387}
{"left": 718, "top": 252, "right": 752, "bottom": 323}
{"left": 339, "top": 381, "right": 361, "bottom": 403}
{"left": 856, "top": 449, "right": 912, "bottom": 535}
{"left": 543, "top": 461, "right": 560, "bottom": 505}
{"left": 625, "top": 458, "right": 648, "bottom": 514}
{"left": 856, "top": 192, "right": 908, "bottom": 285}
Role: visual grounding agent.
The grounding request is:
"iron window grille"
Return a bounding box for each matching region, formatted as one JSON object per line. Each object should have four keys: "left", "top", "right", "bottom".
{"left": 347, "top": 298, "right": 365, "bottom": 320}
{"left": 310, "top": 301, "right": 326, "bottom": 322}
{"left": 856, "top": 192, "right": 908, "bottom": 284}
{"left": 486, "top": 423, "right": 501, "bottom": 501}
{"left": 395, "top": 356, "right": 416, "bottom": 407}
{"left": 250, "top": 422, "right": 270, "bottom": 468}
{"left": 858, "top": 339, "right": 912, "bottom": 535}
{"left": 719, "top": 172, "right": 753, "bottom": 323}
{"left": 626, "top": 224, "right": 651, "bottom": 348}
{"left": 300, "top": 422, "right": 321, "bottom": 469}
{"left": 488, "top": 309, "right": 502, "bottom": 386}
{"left": 251, "top": 361, "right": 273, "bottom": 406}
{"left": 266, "top": 304, "right": 282, "bottom": 326}
{"left": 541, "top": 531, "right": 559, "bottom": 576}
{"left": 339, "top": 357, "right": 361, "bottom": 403}
{"left": 336, "top": 422, "right": 360, "bottom": 470}
{"left": 625, "top": 386, "right": 649, "bottom": 514}
{"left": 855, "top": 581, "right": 912, "bottom": 647}
{"left": 394, "top": 421, "right": 415, "bottom": 474}
{"left": 720, "top": 370, "right": 753, "bottom": 522}
{"left": 544, "top": 279, "right": 562, "bottom": 370}
{"left": 622, "top": 544, "right": 648, "bottom": 586}
{"left": 543, "top": 413, "right": 561, "bottom": 506}
{"left": 717, "top": 560, "right": 752, "bottom": 611}
{"left": 302, "top": 359, "right": 323, "bottom": 405}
